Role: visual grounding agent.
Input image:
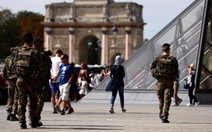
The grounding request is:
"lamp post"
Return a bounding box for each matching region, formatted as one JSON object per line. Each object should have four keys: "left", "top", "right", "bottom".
{"left": 88, "top": 41, "right": 93, "bottom": 47}
{"left": 112, "top": 25, "right": 118, "bottom": 55}
{"left": 87, "top": 40, "right": 93, "bottom": 64}
{"left": 88, "top": 39, "right": 101, "bottom": 64}
{"left": 97, "top": 39, "right": 101, "bottom": 64}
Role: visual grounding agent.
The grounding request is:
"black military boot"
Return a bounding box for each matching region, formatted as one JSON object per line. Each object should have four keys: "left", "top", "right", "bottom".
{"left": 10, "top": 114, "right": 19, "bottom": 121}
{"left": 20, "top": 122, "right": 27, "bottom": 129}
{"left": 7, "top": 114, "right": 11, "bottom": 120}
{"left": 6, "top": 111, "right": 11, "bottom": 120}
{"left": 30, "top": 121, "right": 38, "bottom": 128}
{"left": 37, "top": 121, "right": 43, "bottom": 127}
{"left": 162, "top": 119, "right": 170, "bottom": 123}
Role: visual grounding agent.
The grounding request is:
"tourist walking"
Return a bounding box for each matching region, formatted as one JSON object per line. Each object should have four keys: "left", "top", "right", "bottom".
{"left": 108, "top": 55, "right": 126, "bottom": 114}
{"left": 52, "top": 54, "right": 74, "bottom": 115}
{"left": 49, "top": 49, "right": 63, "bottom": 113}
{"left": 184, "top": 63, "right": 199, "bottom": 106}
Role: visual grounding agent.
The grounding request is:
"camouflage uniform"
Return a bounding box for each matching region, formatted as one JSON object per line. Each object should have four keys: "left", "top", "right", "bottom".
{"left": 151, "top": 55, "right": 178, "bottom": 121}
{"left": 2, "top": 48, "right": 19, "bottom": 120}
{"left": 35, "top": 50, "right": 52, "bottom": 123}
{"left": 14, "top": 45, "right": 42, "bottom": 127}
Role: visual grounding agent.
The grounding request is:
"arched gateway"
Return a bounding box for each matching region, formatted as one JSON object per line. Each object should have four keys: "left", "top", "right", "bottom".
{"left": 43, "top": 0, "right": 145, "bottom": 65}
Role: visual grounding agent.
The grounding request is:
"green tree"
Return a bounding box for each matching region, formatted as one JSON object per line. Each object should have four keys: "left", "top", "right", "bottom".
{"left": 0, "top": 10, "right": 44, "bottom": 59}
{"left": 0, "top": 9, "right": 20, "bottom": 59}
{"left": 0, "top": 9, "right": 14, "bottom": 25}
{"left": 17, "top": 11, "right": 44, "bottom": 48}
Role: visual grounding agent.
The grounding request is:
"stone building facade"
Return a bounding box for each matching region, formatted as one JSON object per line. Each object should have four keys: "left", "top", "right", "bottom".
{"left": 43, "top": 0, "right": 145, "bottom": 65}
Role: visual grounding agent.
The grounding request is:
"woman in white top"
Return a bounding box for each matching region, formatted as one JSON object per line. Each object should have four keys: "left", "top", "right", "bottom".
{"left": 184, "top": 64, "right": 199, "bottom": 106}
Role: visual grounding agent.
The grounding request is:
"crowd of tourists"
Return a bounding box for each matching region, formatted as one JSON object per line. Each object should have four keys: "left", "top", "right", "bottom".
{"left": 1, "top": 32, "right": 200, "bottom": 129}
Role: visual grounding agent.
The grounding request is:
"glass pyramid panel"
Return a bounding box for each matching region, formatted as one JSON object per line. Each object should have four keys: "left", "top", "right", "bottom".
{"left": 97, "top": 0, "right": 206, "bottom": 90}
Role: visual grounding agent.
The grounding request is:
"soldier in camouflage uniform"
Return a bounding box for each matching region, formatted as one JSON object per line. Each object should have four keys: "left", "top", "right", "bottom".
{"left": 14, "top": 33, "right": 42, "bottom": 129}
{"left": 2, "top": 46, "right": 19, "bottom": 121}
{"left": 150, "top": 43, "right": 178, "bottom": 123}
{"left": 31, "top": 38, "right": 52, "bottom": 126}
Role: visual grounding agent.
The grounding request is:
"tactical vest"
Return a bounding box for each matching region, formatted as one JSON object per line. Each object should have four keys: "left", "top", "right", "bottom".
{"left": 37, "top": 50, "right": 51, "bottom": 79}
{"left": 15, "top": 47, "right": 34, "bottom": 76}
{"left": 156, "top": 56, "right": 177, "bottom": 80}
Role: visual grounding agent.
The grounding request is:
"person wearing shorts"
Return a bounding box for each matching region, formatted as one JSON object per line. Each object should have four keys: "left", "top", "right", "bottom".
{"left": 49, "top": 50, "right": 63, "bottom": 113}
{"left": 52, "top": 54, "right": 74, "bottom": 115}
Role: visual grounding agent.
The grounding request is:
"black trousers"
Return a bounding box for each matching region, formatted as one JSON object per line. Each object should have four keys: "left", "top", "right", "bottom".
{"left": 188, "top": 87, "right": 198, "bottom": 104}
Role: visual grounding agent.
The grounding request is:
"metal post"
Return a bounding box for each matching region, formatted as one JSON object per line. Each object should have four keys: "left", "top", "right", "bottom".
{"left": 112, "top": 25, "right": 118, "bottom": 55}
{"left": 97, "top": 39, "right": 101, "bottom": 64}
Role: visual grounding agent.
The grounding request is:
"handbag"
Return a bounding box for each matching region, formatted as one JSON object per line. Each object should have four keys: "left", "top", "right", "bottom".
{"left": 105, "top": 65, "right": 119, "bottom": 91}
{"left": 183, "top": 83, "right": 190, "bottom": 89}
{"left": 105, "top": 79, "right": 113, "bottom": 91}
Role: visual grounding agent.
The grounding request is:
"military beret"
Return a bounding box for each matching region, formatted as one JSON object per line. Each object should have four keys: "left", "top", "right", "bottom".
{"left": 46, "top": 50, "right": 52, "bottom": 56}
{"left": 162, "top": 43, "right": 170, "bottom": 48}
{"left": 162, "top": 43, "right": 170, "bottom": 51}
{"left": 23, "top": 33, "right": 33, "bottom": 43}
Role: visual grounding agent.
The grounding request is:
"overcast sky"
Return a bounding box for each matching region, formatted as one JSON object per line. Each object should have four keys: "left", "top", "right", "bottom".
{"left": 0, "top": 0, "right": 194, "bottom": 39}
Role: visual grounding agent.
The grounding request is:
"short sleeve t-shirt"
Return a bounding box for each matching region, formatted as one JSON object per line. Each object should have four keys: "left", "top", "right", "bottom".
{"left": 50, "top": 56, "right": 62, "bottom": 82}
{"left": 59, "top": 63, "right": 74, "bottom": 86}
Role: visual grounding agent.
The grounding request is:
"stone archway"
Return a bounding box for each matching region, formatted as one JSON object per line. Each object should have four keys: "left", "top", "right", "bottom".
{"left": 43, "top": 1, "right": 144, "bottom": 65}
{"left": 79, "top": 35, "right": 101, "bottom": 65}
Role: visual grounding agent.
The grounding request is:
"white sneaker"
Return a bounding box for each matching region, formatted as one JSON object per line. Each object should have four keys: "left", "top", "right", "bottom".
{"left": 186, "top": 103, "right": 192, "bottom": 106}
{"left": 172, "top": 103, "right": 179, "bottom": 106}
{"left": 195, "top": 102, "right": 199, "bottom": 106}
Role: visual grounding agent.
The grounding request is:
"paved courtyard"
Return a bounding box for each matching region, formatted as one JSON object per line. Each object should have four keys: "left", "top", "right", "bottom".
{"left": 0, "top": 102, "right": 212, "bottom": 132}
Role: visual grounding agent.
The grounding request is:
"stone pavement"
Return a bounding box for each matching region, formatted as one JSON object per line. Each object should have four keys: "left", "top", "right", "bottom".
{"left": 1, "top": 102, "right": 212, "bottom": 132}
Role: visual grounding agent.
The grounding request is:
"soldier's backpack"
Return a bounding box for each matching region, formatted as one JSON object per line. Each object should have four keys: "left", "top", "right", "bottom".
{"left": 156, "top": 55, "right": 177, "bottom": 80}
{"left": 15, "top": 47, "right": 34, "bottom": 76}
{"left": 2, "top": 54, "right": 16, "bottom": 79}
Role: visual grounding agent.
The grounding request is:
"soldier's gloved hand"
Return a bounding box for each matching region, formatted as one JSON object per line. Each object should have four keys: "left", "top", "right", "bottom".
{"left": 151, "top": 69, "right": 158, "bottom": 79}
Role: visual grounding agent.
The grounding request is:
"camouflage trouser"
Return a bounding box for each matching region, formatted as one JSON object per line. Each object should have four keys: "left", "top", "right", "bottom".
{"left": 16, "top": 77, "right": 38, "bottom": 123}
{"left": 156, "top": 79, "right": 174, "bottom": 120}
{"left": 29, "top": 78, "right": 49, "bottom": 121}
{"left": 28, "top": 89, "right": 45, "bottom": 121}
{"left": 36, "top": 93, "right": 45, "bottom": 121}
{"left": 36, "top": 83, "right": 48, "bottom": 121}
{"left": 6, "top": 79, "right": 18, "bottom": 115}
